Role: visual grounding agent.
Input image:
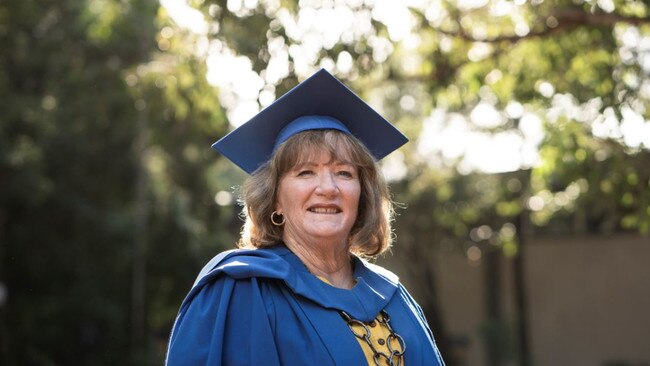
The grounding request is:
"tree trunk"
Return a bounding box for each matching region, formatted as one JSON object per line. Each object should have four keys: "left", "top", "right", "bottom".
{"left": 513, "top": 170, "right": 532, "bottom": 366}
{"left": 131, "top": 103, "right": 149, "bottom": 352}
{"left": 484, "top": 250, "right": 503, "bottom": 366}
{"left": 513, "top": 210, "right": 531, "bottom": 366}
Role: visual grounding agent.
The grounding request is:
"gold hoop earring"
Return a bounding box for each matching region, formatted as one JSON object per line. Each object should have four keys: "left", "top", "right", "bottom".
{"left": 271, "top": 211, "right": 285, "bottom": 226}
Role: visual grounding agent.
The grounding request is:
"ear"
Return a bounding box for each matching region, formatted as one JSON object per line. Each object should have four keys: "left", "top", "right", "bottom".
{"left": 273, "top": 193, "right": 282, "bottom": 212}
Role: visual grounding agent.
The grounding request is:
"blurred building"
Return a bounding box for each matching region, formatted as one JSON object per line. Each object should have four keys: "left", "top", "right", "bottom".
{"left": 428, "top": 233, "right": 650, "bottom": 366}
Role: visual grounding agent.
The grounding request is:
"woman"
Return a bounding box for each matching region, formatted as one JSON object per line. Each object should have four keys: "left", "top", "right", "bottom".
{"left": 166, "top": 70, "right": 445, "bottom": 366}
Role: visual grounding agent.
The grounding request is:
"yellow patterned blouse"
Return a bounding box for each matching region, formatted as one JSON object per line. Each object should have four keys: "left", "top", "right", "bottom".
{"left": 318, "top": 276, "right": 405, "bottom": 366}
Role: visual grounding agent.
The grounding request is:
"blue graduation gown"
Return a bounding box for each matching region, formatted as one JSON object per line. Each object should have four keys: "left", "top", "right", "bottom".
{"left": 166, "top": 246, "right": 445, "bottom": 365}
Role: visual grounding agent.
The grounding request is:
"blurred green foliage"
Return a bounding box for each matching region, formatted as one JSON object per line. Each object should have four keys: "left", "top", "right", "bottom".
{"left": 0, "top": 0, "right": 235, "bottom": 364}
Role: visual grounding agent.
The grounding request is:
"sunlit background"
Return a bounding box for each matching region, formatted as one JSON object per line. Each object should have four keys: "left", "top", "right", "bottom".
{"left": 163, "top": 0, "right": 649, "bottom": 176}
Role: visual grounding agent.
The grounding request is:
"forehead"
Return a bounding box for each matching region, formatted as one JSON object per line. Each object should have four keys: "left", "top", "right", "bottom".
{"left": 293, "top": 146, "right": 354, "bottom": 166}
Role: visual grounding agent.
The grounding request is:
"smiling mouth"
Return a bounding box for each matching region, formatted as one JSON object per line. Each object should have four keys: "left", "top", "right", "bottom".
{"left": 308, "top": 207, "right": 341, "bottom": 214}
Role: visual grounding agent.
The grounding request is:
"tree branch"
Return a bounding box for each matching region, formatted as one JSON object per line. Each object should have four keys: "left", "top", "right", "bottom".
{"left": 554, "top": 8, "right": 650, "bottom": 26}
{"left": 435, "top": 8, "right": 650, "bottom": 43}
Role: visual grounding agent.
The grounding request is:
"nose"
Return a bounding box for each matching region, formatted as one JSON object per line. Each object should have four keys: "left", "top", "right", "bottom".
{"left": 316, "top": 171, "right": 339, "bottom": 196}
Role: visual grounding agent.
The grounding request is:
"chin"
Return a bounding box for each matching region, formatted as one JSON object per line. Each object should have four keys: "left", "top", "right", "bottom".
{"left": 308, "top": 228, "right": 353, "bottom": 240}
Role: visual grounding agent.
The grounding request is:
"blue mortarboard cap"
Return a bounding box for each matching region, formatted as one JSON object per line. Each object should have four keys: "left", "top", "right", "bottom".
{"left": 212, "top": 69, "right": 408, "bottom": 174}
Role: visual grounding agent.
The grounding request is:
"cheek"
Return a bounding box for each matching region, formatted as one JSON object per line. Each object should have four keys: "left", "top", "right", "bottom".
{"left": 276, "top": 179, "right": 307, "bottom": 211}
{"left": 347, "top": 184, "right": 362, "bottom": 211}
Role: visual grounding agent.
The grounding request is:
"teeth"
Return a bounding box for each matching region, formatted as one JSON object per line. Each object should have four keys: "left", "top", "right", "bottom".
{"left": 310, "top": 207, "right": 339, "bottom": 213}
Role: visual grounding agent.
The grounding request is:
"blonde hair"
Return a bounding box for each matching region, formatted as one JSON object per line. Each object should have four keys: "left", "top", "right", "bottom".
{"left": 239, "top": 129, "right": 394, "bottom": 257}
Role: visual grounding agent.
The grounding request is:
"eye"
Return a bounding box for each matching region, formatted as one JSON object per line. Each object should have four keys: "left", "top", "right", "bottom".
{"left": 297, "top": 169, "right": 314, "bottom": 177}
{"left": 337, "top": 169, "right": 355, "bottom": 178}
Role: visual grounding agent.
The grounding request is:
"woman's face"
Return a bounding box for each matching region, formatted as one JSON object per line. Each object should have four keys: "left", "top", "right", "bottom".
{"left": 276, "top": 149, "right": 361, "bottom": 246}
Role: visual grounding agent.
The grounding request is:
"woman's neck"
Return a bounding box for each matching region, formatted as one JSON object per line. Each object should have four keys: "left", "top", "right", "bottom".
{"left": 282, "top": 235, "right": 355, "bottom": 289}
